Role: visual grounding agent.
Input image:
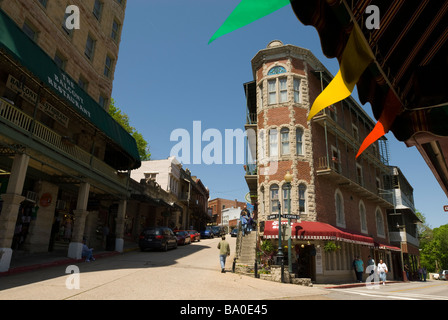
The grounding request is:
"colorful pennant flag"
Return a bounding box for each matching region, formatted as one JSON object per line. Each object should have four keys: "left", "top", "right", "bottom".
{"left": 307, "top": 24, "right": 374, "bottom": 120}
{"left": 356, "top": 90, "right": 402, "bottom": 158}
{"left": 208, "top": 0, "right": 291, "bottom": 44}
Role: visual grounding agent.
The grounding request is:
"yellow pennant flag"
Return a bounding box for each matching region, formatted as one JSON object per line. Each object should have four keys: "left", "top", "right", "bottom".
{"left": 308, "top": 24, "right": 374, "bottom": 120}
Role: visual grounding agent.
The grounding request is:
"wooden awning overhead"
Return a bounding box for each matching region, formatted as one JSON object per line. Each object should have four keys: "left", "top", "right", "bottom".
{"left": 290, "top": 0, "right": 448, "bottom": 195}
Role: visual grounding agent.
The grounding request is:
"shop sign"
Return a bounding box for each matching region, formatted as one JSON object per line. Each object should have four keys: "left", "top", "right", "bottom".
{"left": 39, "top": 193, "right": 52, "bottom": 207}
{"left": 6, "top": 74, "right": 69, "bottom": 128}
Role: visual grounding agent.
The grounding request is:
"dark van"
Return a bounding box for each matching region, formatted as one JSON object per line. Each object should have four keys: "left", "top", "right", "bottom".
{"left": 139, "top": 227, "right": 178, "bottom": 252}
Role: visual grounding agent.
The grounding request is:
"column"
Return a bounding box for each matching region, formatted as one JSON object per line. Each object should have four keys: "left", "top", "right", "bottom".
{"left": 0, "top": 153, "right": 29, "bottom": 272}
{"left": 67, "top": 182, "right": 89, "bottom": 259}
{"left": 115, "top": 199, "right": 127, "bottom": 252}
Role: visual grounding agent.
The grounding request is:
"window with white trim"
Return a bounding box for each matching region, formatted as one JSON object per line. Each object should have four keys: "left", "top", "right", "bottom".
{"left": 269, "top": 128, "right": 278, "bottom": 158}
{"left": 296, "top": 128, "right": 303, "bottom": 155}
{"left": 298, "top": 184, "right": 306, "bottom": 214}
{"left": 270, "top": 184, "right": 279, "bottom": 213}
{"left": 293, "top": 78, "right": 301, "bottom": 103}
{"left": 376, "top": 208, "right": 385, "bottom": 237}
{"left": 268, "top": 78, "right": 287, "bottom": 105}
{"left": 280, "top": 127, "right": 290, "bottom": 155}
{"left": 335, "top": 190, "right": 345, "bottom": 227}
{"left": 359, "top": 201, "right": 367, "bottom": 233}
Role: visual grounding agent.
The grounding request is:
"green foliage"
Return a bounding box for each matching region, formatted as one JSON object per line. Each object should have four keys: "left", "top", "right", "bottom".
{"left": 416, "top": 210, "right": 448, "bottom": 272}
{"left": 323, "top": 241, "right": 341, "bottom": 252}
{"left": 260, "top": 239, "right": 275, "bottom": 253}
{"left": 108, "top": 99, "right": 151, "bottom": 160}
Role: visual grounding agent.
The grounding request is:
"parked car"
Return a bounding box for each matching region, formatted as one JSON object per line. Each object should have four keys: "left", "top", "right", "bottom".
{"left": 187, "top": 230, "right": 200, "bottom": 242}
{"left": 439, "top": 270, "right": 448, "bottom": 280}
{"left": 175, "top": 230, "right": 191, "bottom": 245}
{"left": 230, "top": 228, "right": 238, "bottom": 237}
{"left": 139, "top": 227, "right": 178, "bottom": 252}
{"left": 211, "top": 225, "right": 225, "bottom": 237}
{"left": 200, "top": 226, "right": 215, "bottom": 239}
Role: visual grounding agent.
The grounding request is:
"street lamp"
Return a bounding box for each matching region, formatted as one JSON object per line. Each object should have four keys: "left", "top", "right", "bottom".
{"left": 284, "top": 171, "right": 293, "bottom": 274}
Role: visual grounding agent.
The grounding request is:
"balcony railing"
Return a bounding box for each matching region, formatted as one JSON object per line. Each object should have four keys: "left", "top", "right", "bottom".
{"left": 316, "top": 155, "right": 392, "bottom": 205}
{"left": 0, "top": 98, "right": 126, "bottom": 187}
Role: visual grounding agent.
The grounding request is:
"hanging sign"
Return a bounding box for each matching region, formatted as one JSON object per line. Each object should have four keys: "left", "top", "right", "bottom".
{"left": 40, "top": 193, "right": 52, "bottom": 207}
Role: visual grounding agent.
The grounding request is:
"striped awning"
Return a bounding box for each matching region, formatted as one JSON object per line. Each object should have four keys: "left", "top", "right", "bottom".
{"left": 263, "top": 220, "right": 375, "bottom": 247}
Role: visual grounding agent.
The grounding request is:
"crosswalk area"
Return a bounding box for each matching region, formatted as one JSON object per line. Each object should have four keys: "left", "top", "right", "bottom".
{"left": 329, "top": 287, "right": 448, "bottom": 300}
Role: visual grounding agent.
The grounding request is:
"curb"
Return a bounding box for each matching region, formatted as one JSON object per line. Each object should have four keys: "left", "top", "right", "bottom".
{"left": 0, "top": 248, "right": 139, "bottom": 277}
{"left": 323, "top": 281, "right": 401, "bottom": 289}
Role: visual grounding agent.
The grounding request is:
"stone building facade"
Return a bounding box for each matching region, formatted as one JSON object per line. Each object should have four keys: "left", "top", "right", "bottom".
{"left": 0, "top": 0, "right": 139, "bottom": 272}
{"left": 244, "top": 41, "right": 405, "bottom": 283}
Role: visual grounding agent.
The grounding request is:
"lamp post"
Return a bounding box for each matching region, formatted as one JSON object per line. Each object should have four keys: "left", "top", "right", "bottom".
{"left": 277, "top": 202, "right": 283, "bottom": 261}
{"left": 284, "top": 171, "right": 293, "bottom": 274}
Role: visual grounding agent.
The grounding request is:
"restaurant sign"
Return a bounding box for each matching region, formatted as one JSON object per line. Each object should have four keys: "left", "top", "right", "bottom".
{"left": 6, "top": 74, "right": 69, "bottom": 128}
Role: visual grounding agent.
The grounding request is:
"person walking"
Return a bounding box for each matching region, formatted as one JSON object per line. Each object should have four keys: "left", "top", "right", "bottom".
{"left": 217, "top": 235, "right": 230, "bottom": 273}
{"left": 354, "top": 256, "right": 364, "bottom": 282}
{"left": 377, "top": 259, "right": 388, "bottom": 285}
{"left": 240, "top": 214, "right": 247, "bottom": 237}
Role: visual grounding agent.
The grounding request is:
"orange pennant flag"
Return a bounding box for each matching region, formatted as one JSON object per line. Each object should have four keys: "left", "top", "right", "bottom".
{"left": 356, "top": 90, "right": 402, "bottom": 158}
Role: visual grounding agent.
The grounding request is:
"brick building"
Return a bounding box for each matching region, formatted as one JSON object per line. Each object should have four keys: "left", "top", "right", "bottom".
{"left": 243, "top": 40, "right": 407, "bottom": 283}
{"left": 209, "top": 198, "right": 246, "bottom": 227}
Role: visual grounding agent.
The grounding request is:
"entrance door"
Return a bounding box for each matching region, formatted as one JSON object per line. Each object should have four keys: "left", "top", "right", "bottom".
{"left": 297, "top": 245, "right": 316, "bottom": 281}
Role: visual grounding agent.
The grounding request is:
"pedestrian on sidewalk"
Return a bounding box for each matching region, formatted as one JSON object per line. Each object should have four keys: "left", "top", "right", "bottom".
{"left": 377, "top": 259, "right": 388, "bottom": 285}
{"left": 217, "top": 235, "right": 230, "bottom": 273}
{"left": 354, "top": 256, "right": 364, "bottom": 282}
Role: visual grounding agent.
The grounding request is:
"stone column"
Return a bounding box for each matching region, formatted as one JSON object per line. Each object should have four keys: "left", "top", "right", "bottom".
{"left": 0, "top": 153, "right": 29, "bottom": 272}
{"left": 114, "top": 199, "right": 127, "bottom": 252}
{"left": 67, "top": 182, "right": 89, "bottom": 259}
{"left": 25, "top": 181, "right": 58, "bottom": 253}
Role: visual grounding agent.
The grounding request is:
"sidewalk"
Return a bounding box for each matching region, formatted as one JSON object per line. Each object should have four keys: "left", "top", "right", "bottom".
{"left": 0, "top": 241, "right": 139, "bottom": 277}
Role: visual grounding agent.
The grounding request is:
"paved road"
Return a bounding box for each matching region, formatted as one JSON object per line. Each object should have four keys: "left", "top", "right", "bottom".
{"left": 324, "top": 280, "right": 448, "bottom": 300}
{"left": 0, "top": 236, "right": 329, "bottom": 300}
{"left": 1, "top": 235, "right": 446, "bottom": 304}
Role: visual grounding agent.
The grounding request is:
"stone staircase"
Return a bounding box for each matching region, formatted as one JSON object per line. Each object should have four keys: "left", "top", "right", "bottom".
{"left": 236, "top": 231, "right": 257, "bottom": 266}
{"left": 234, "top": 229, "right": 312, "bottom": 286}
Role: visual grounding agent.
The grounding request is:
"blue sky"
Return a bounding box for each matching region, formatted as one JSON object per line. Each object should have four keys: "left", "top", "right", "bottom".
{"left": 111, "top": 0, "right": 447, "bottom": 228}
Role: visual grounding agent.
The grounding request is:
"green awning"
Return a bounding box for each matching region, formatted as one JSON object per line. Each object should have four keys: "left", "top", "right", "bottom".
{"left": 0, "top": 9, "right": 141, "bottom": 168}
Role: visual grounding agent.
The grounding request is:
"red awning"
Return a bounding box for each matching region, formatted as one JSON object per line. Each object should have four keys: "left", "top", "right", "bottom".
{"left": 263, "top": 221, "right": 374, "bottom": 246}
{"left": 375, "top": 243, "right": 401, "bottom": 252}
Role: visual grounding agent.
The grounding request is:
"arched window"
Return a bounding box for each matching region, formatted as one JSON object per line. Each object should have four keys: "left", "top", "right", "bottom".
{"left": 296, "top": 128, "right": 303, "bottom": 155}
{"left": 270, "top": 184, "right": 279, "bottom": 213}
{"left": 267, "top": 66, "right": 286, "bottom": 75}
{"left": 359, "top": 201, "right": 367, "bottom": 233}
{"left": 376, "top": 208, "right": 385, "bottom": 237}
{"left": 280, "top": 128, "right": 290, "bottom": 155}
{"left": 298, "top": 184, "right": 306, "bottom": 213}
{"left": 335, "top": 190, "right": 345, "bottom": 227}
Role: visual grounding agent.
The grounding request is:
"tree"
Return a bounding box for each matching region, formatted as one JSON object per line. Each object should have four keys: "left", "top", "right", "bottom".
{"left": 417, "top": 210, "right": 448, "bottom": 272}
{"left": 108, "top": 99, "right": 151, "bottom": 160}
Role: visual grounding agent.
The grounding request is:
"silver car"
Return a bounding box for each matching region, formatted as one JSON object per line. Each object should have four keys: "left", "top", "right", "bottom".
{"left": 439, "top": 270, "right": 448, "bottom": 280}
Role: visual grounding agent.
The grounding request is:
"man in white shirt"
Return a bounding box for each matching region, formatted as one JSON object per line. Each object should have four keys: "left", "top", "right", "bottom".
{"left": 377, "top": 259, "right": 388, "bottom": 285}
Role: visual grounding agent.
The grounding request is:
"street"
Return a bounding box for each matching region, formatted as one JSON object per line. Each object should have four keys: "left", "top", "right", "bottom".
{"left": 1, "top": 235, "right": 447, "bottom": 303}
{"left": 0, "top": 236, "right": 327, "bottom": 300}
{"left": 325, "top": 281, "right": 448, "bottom": 300}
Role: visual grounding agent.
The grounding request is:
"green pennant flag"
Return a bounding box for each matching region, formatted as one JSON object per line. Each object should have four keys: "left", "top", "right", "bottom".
{"left": 208, "top": 0, "right": 291, "bottom": 44}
